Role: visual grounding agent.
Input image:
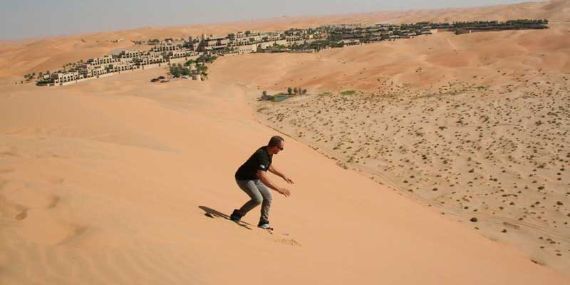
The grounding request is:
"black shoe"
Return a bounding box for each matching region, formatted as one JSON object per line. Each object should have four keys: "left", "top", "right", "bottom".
{"left": 230, "top": 209, "right": 242, "bottom": 222}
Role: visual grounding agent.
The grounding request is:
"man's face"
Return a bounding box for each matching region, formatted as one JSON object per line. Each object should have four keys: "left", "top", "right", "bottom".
{"left": 271, "top": 142, "right": 284, "bottom": 154}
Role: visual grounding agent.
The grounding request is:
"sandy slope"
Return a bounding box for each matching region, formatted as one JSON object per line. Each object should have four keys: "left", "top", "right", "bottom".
{"left": 241, "top": 13, "right": 569, "bottom": 271}
{"left": 0, "top": 66, "right": 568, "bottom": 284}
{"left": 1, "top": 0, "right": 570, "bottom": 283}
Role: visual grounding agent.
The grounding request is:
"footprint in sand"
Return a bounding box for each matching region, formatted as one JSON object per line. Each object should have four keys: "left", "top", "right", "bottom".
{"left": 15, "top": 208, "right": 88, "bottom": 246}
{"left": 4, "top": 194, "right": 84, "bottom": 246}
{"left": 48, "top": 177, "right": 66, "bottom": 185}
{"left": 56, "top": 225, "right": 89, "bottom": 245}
{"left": 47, "top": 195, "right": 60, "bottom": 209}
{"left": 0, "top": 181, "right": 61, "bottom": 221}
{"left": 0, "top": 194, "right": 28, "bottom": 221}
{"left": 267, "top": 232, "right": 301, "bottom": 247}
{"left": 2, "top": 181, "right": 61, "bottom": 210}
{"left": 0, "top": 147, "right": 18, "bottom": 157}
{"left": 274, "top": 237, "right": 302, "bottom": 247}
{"left": 15, "top": 208, "right": 28, "bottom": 220}
{"left": 0, "top": 168, "right": 15, "bottom": 174}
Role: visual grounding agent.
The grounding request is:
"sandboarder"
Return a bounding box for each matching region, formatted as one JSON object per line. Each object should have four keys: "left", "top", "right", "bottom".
{"left": 230, "top": 136, "right": 294, "bottom": 229}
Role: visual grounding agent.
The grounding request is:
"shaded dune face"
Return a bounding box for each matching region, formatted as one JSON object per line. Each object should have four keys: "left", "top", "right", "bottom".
{"left": 1, "top": 1, "right": 570, "bottom": 284}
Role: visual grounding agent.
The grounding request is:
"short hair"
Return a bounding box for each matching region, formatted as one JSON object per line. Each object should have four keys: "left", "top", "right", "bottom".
{"left": 268, "top": 136, "right": 284, "bottom": 147}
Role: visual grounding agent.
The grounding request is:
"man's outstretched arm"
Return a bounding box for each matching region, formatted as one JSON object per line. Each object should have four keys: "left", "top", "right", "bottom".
{"left": 257, "top": 170, "right": 290, "bottom": 197}
{"left": 269, "top": 165, "right": 294, "bottom": 184}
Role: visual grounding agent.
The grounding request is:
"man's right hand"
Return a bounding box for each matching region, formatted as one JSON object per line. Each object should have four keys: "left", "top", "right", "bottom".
{"left": 279, "top": 188, "right": 291, "bottom": 197}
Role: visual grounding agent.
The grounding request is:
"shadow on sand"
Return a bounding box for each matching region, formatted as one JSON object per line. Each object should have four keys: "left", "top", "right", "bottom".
{"left": 198, "top": 205, "right": 252, "bottom": 230}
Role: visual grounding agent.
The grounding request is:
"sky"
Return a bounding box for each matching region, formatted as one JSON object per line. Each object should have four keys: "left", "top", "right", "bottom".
{"left": 0, "top": 0, "right": 535, "bottom": 40}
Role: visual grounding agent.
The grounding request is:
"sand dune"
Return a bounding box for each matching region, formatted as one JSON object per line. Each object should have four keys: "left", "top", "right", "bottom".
{"left": 241, "top": 13, "right": 569, "bottom": 272}
{"left": 1, "top": 66, "right": 567, "bottom": 284}
{"left": 1, "top": 0, "right": 569, "bottom": 284}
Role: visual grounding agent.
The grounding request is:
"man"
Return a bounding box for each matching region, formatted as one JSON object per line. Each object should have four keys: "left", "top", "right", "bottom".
{"left": 231, "top": 136, "right": 294, "bottom": 229}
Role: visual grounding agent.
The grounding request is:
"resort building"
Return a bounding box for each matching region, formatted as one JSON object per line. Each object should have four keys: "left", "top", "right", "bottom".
{"left": 234, "top": 44, "right": 258, "bottom": 54}
{"left": 34, "top": 19, "right": 549, "bottom": 87}
{"left": 152, "top": 43, "right": 181, "bottom": 53}
{"left": 197, "top": 35, "right": 230, "bottom": 54}
{"left": 112, "top": 61, "right": 135, "bottom": 72}
{"left": 140, "top": 52, "right": 165, "bottom": 65}
{"left": 121, "top": 50, "right": 142, "bottom": 58}
{"left": 171, "top": 50, "right": 196, "bottom": 58}
{"left": 53, "top": 71, "right": 80, "bottom": 84}
{"left": 88, "top": 55, "right": 119, "bottom": 66}
{"left": 258, "top": 39, "right": 288, "bottom": 49}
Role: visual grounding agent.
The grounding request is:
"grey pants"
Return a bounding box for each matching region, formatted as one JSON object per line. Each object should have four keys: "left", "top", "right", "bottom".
{"left": 235, "top": 179, "right": 272, "bottom": 224}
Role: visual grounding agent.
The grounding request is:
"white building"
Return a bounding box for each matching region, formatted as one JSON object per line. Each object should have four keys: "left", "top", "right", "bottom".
{"left": 122, "top": 50, "right": 142, "bottom": 58}
{"left": 234, "top": 44, "right": 258, "bottom": 54}
{"left": 89, "top": 55, "right": 119, "bottom": 66}
{"left": 54, "top": 71, "right": 80, "bottom": 84}
{"left": 152, "top": 44, "right": 180, "bottom": 52}
{"left": 258, "top": 39, "right": 288, "bottom": 49}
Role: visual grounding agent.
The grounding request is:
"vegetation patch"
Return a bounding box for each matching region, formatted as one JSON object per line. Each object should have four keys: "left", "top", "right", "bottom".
{"left": 259, "top": 88, "right": 309, "bottom": 102}
{"left": 272, "top": 94, "right": 291, "bottom": 102}
{"left": 340, "top": 90, "right": 357, "bottom": 96}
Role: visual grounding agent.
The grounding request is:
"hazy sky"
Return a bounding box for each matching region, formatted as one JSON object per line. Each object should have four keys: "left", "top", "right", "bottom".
{"left": 1, "top": 0, "right": 534, "bottom": 40}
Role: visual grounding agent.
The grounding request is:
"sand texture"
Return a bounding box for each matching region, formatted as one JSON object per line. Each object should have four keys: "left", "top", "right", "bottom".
{"left": 246, "top": 9, "right": 570, "bottom": 271}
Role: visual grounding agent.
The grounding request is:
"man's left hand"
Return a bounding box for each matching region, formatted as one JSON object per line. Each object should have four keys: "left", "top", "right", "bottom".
{"left": 283, "top": 176, "right": 294, "bottom": 184}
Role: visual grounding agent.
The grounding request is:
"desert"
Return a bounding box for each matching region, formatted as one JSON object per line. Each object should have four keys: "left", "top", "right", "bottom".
{"left": 0, "top": 0, "right": 569, "bottom": 284}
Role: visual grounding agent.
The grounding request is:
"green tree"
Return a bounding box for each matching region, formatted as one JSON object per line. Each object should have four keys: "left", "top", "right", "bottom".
{"left": 170, "top": 65, "right": 181, "bottom": 77}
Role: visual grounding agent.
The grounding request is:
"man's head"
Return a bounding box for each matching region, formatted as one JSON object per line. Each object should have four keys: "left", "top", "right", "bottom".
{"left": 267, "top": 135, "right": 285, "bottom": 155}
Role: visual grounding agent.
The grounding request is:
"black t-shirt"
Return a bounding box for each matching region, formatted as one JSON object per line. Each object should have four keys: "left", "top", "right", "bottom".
{"left": 235, "top": 146, "right": 272, "bottom": 180}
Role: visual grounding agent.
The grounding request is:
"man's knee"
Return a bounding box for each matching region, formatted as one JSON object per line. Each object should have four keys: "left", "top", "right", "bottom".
{"left": 251, "top": 195, "right": 263, "bottom": 205}
{"left": 255, "top": 182, "right": 272, "bottom": 204}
